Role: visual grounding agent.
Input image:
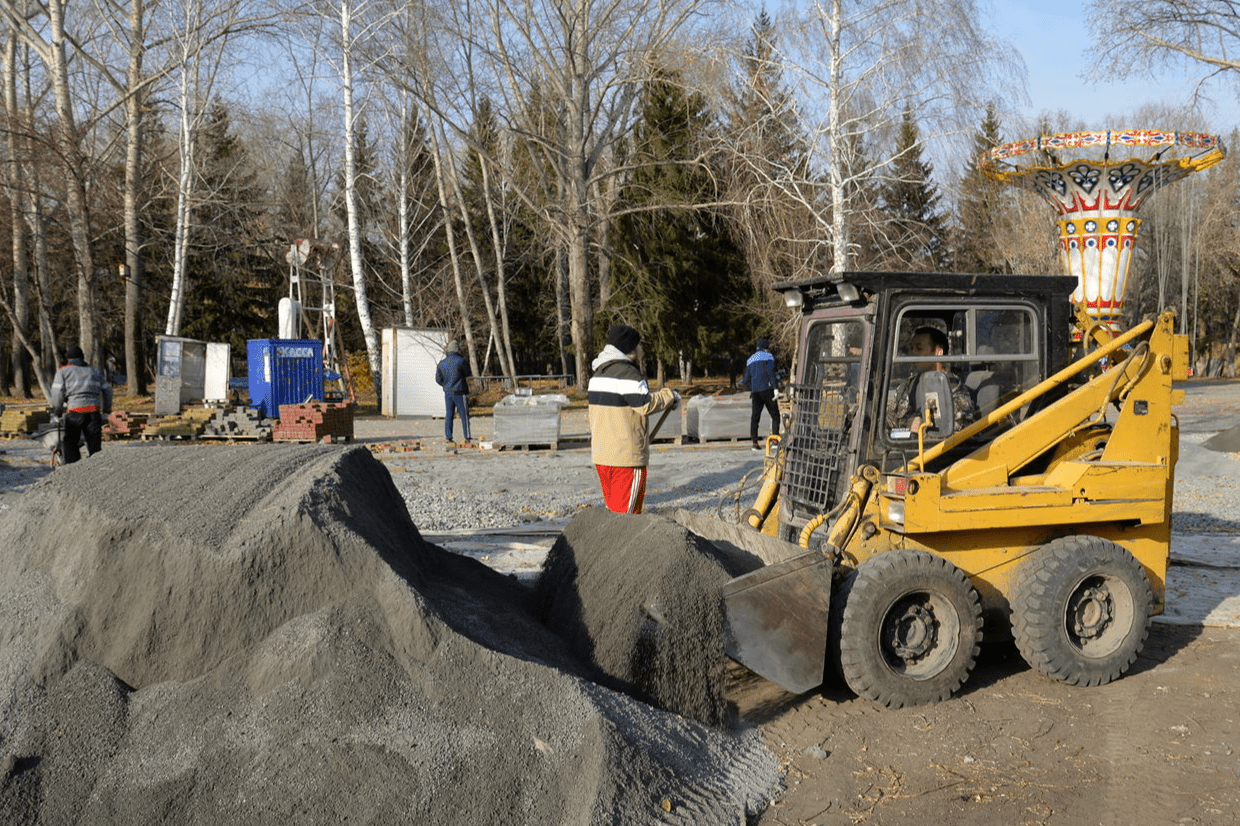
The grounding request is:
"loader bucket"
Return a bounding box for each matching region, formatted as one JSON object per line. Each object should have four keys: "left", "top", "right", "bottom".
{"left": 720, "top": 552, "right": 834, "bottom": 694}
{"left": 670, "top": 510, "right": 834, "bottom": 695}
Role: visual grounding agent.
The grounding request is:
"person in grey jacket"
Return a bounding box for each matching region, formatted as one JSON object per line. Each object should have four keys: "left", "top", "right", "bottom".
{"left": 434, "top": 339, "right": 472, "bottom": 444}
{"left": 49, "top": 345, "right": 113, "bottom": 464}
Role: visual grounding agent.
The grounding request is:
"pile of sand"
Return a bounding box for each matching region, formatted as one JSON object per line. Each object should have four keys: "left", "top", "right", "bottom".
{"left": 0, "top": 444, "right": 778, "bottom": 825}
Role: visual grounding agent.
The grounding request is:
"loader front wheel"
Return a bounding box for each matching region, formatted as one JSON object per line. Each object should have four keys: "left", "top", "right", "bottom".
{"left": 1011, "top": 536, "right": 1152, "bottom": 687}
{"left": 837, "top": 551, "right": 982, "bottom": 708}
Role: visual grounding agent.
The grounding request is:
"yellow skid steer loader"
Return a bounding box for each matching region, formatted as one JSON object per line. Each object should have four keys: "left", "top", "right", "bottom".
{"left": 721, "top": 272, "right": 1186, "bottom": 708}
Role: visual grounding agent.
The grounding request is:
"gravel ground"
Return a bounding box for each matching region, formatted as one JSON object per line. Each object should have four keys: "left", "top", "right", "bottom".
{"left": 5, "top": 382, "right": 1240, "bottom": 534}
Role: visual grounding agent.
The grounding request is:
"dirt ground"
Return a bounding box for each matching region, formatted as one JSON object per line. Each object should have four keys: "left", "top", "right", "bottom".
{"left": 736, "top": 625, "right": 1239, "bottom": 826}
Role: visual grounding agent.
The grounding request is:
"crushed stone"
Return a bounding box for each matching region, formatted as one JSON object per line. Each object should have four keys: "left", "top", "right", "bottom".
{"left": 0, "top": 444, "right": 779, "bottom": 825}
{"left": 533, "top": 508, "right": 760, "bottom": 729}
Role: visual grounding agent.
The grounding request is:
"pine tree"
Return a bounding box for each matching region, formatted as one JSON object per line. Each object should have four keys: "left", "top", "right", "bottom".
{"left": 179, "top": 102, "right": 281, "bottom": 352}
{"left": 878, "top": 106, "right": 949, "bottom": 271}
{"left": 607, "top": 69, "right": 751, "bottom": 377}
{"left": 389, "top": 105, "right": 449, "bottom": 328}
{"left": 839, "top": 126, "right": 883, "bottom": 271}
{"left": 724, "top": 10, "right": 814, "bottom": 306}
{"left": 277, "top": 147, "right": 318, "bottom": 241}
{"left": 953, "top": 104, "right": 1008, "bottom": 274}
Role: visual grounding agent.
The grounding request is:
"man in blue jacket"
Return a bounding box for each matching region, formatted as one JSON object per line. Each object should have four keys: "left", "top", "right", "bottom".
{"left": 434, "top": 339, "right": 472, "bottom": 444}
{"left": 742, "top": 337, "right": 780, "bottom": 451}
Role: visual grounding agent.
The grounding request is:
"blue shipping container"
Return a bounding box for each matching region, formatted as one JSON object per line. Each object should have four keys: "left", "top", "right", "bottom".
{"left": 247, "top": 339, "right": 324, "bottom": 418}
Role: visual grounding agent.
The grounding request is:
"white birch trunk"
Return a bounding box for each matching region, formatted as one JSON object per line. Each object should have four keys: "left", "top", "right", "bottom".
{"left": 166, "top": 64, "right": 196, "bottom": 336}
{"left": 340, "top": 0, "right": 382, "bottom": 398}
{"left": 398, "top": 94, "right": 414, "bottom": 326}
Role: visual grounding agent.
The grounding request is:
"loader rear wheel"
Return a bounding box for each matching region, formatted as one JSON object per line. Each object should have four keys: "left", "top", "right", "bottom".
{"left": 837, "top": 551, "right": 982, "bottom": 708}
{"left": 1011, "top": 536, "right": 1152, "bottom": 687}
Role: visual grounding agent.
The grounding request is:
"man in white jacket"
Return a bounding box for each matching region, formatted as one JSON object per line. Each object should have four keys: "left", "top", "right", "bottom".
{"left": 586, "top": 324, "right": 678, "bottom": 513}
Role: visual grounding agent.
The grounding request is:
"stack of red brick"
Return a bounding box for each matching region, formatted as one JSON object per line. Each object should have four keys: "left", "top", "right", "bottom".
{"left": 104, "top": 410, "right": 148, "bottom": 439}
{"left": 272, "top": 402, "right": 354, "bottom": 443}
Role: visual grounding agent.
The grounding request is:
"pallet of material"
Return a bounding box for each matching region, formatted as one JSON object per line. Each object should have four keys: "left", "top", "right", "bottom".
{"left": 141, "top": 408, "right": 215, "bottom": 440}
{"left": 199, "top": 406, "right": 272, "bottom": 441}
{"left": 1, "top": 406, "right": 51, "bottom": 436}
{"left": 273, "top": 402, "right": 354, "bottom": 443}
{"left": 493, "top": 394, "right": 566, "bottom": 450}
{"left": 104, "top": 410, "right": 149, "bottom": 439}
{"left": 685, "top": 394, "right": 753, "bottom": 442}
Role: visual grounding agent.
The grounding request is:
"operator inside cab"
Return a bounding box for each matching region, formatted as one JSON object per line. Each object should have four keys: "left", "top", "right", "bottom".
{"left": 886, "top": 325, "right": 976, "bottom": 439}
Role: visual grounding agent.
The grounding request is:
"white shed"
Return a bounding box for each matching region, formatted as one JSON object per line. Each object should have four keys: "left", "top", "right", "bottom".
{"left": 381, "top": 327, "right": 451, "bottom": 417}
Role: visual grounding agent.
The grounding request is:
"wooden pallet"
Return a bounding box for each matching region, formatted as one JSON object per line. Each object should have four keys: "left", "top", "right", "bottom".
{"left": 495, "top": 442, "right": 559, "bottom": 451}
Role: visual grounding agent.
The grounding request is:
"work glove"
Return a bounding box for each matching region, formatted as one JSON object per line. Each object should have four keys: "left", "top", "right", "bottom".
{"left": 671, "top": 390, "right": 681, "bottom": 406}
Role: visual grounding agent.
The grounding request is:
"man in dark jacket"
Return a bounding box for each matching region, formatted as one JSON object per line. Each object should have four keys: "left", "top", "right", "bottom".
{"left": 49, "top": 345, "right": 113, "bottom": 464}
{"left": 434, "top": 340, "right": 472, "bottom": 444}
{"left": 742, "top": 337, "right": 780, "bottom": 451}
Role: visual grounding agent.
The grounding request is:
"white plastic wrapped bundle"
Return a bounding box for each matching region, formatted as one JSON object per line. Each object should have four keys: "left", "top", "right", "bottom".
{"left": 493, "top": 393, "right": 569, "bottom": 446}
{"left": 686, "top": 394, "right": 752, "bottom": 441}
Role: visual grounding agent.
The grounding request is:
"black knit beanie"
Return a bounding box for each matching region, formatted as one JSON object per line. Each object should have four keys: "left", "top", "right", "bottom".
{"left": 607, "top": 324, "right": 641, "bottom": 354}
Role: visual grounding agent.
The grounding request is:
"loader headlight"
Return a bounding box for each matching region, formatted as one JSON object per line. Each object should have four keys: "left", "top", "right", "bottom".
{"left": 782, "top": 289, "right": 803, "bottom": 309}
{"left": 885, "top": 500, "right": 905, "bottom": 525}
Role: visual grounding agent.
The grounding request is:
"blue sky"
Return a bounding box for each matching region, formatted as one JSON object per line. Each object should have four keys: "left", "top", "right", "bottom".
{"left": 994, "top": 0, "right": 1238, "bottom": 135}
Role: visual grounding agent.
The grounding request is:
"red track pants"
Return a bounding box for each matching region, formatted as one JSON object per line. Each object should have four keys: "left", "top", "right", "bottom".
{"left": 594, "top": 465, "right": 647, "bottom": 514}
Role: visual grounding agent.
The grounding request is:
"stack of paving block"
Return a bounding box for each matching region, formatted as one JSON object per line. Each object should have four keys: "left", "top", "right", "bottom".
{"left": 142, "top": 407, "right": 216, "bottom": 440}
{"left": 200, "top": 406, "right": 272, "bottom": 441}
{"left": 104, "top": 410, "right": 149, "bottom": 439}
{"left": 1, "top": 406, "right": 51, "bottom": 435}
{"left": 273, "top": 402, "right": 354, "bottom": 443}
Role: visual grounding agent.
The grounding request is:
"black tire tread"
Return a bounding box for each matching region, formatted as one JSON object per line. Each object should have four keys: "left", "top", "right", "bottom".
{"left": 1011, "top": 535, "right": 1153, "bottom": 687}
{"left": 838, "top": 551, "right": 983, "bottom": 708}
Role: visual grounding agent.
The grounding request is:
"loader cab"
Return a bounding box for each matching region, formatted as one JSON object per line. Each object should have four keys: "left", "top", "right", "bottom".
{"left": 773, "top": 272, "right": 1075, "bottom": 541}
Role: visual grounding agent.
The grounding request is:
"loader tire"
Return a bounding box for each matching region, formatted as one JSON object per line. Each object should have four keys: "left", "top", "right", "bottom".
{"left": 824, "top": 569, "right": 857, "bottom": 686}
{"left": 1011, "top": 536, "right": 1152, "bottom": 687}
{"left": 837, "top": 551, "right": 982, "bottom": 708}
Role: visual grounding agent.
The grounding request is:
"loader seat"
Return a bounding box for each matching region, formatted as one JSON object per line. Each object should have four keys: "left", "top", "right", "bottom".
{"left": 965, "top": 368, "right": 1001, "bottom": 415}
{"left": 965, "top": 345, "right": 1003, "bottom": 415}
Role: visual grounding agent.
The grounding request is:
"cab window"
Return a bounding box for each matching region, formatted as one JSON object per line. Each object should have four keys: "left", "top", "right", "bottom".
{"left": 886, "top": 305, "right": 1038, "bottom": 441}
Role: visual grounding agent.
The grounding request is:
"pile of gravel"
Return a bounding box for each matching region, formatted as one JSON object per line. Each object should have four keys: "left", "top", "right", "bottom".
{"left": 533, "top": 509, "right": 763, "bottom": 729}
{"left": 1171, "top": 435, "right": 1240, "bottom": 535}
{"left": 0, "top": 444, "right": 779, "bottom": 825}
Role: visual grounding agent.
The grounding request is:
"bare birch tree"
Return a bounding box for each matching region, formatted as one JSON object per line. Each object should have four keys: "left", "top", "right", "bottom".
{"left": 388, "top": 0, "right": 717, "bottom": 383}
{"left": 1089, "top": 0, "right": 1240, "bottom": 91}
{"left": 158, "top": 0, "right": 269, "bottom": 339}
{"left": 775, "top": 0, "right": 1024, "bottom": 273}
{"left": 334, "top": 0, "right": 384, "bottom": 397}
{"left": 2, "top": 24, "right": 34, "bottom": 396}
{"left": 0, "top": 0, "right": 104, "bottom": 362}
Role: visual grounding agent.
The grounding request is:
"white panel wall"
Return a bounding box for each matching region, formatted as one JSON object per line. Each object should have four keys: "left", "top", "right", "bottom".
{"left": 381, "top": 328, "right": 451, "bottom": 417}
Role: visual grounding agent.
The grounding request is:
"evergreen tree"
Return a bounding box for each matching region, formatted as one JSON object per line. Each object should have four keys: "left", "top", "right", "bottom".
{"left": 878, "top": 106, "right": 949, "bottom": 271}
{"left": 953, "top": 104, "right": 1008, "bottom": 273}
{"left": 839, "top": 126, "right": 883, "bottom": 271}
{"left": 277, "top": 146, "right": 318, "bottom": 241}
{"left": 607, "top": 69, "right": 751, "bottom": 377}
{"left": 178, "top": 102, "right": 281, "bottom": 352}
{"left": 388, "top": 105, "right": 449, "bottom": 328}
{"left": 506, "top": 84, "right": 572, "bottom": 373}
{"left": 724, "top": 10, "right": 814, "bottom": 311}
